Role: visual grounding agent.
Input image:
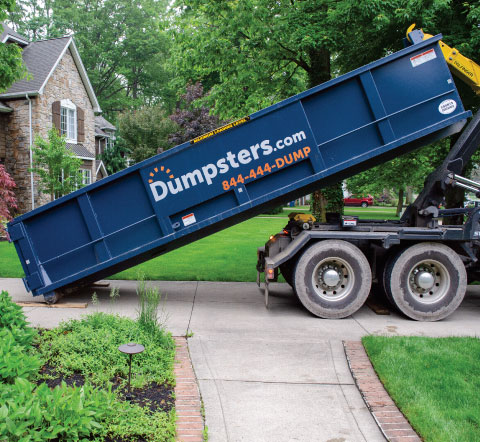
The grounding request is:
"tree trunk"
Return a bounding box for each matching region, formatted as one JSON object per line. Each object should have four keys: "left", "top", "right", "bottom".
{"left": 307, "top": 47, "right": 344, "bottom": 221}
{"left": 311, "top": 190, "right": 327, "bottom": 222}
{"left": 396, "top": 188, "right": 404, "bottom": 217}
{"left": 405, "top": 186, "right": 413, "bottom": 205}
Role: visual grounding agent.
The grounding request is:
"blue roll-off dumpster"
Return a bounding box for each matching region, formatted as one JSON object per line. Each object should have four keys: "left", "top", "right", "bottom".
{"left": 8, "top": 34, "right": 471, "bottom": 301}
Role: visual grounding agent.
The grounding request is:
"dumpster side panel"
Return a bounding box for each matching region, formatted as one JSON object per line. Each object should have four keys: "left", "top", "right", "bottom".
{"left": 8, "top": 36, "right": 472, "bottom": 297}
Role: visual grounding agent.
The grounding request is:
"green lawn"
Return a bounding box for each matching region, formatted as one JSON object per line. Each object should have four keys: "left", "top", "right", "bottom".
{"left": 0, "top": 207, "right": 398, "bottom": 282}
{"left": 363, "top": 336, "right": 480, "bottom": 442}
{"left": 0, "top": 217, "right": 287, "bottom": 281}
{"left": 344, "top": 206, "right": 399, "bottom": 220}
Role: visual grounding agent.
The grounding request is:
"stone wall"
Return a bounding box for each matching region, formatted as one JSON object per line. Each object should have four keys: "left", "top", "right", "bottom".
{"left": 3, "top": 98, "right": 39, "bottom": 213}
{"left": 3, "top": 47, "right": 96, "bottom": 214}
{"left": 38, "top": 48, "right": 95, "bottom": 155}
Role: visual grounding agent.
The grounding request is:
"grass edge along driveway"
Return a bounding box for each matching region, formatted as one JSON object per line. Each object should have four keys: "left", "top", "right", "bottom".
{"left": 0, "top": 206, "right": 398, "bottom": 281}
{"left": 0, "top": 217, "right": 287, "bottom": 281}
{"left": 363, "top": 335, "right": 480, "bottom": 442}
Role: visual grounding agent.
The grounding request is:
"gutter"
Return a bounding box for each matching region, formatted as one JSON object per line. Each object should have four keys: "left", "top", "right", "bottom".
{"left": 26, "top": 94, "right": 34, "bottom": 210}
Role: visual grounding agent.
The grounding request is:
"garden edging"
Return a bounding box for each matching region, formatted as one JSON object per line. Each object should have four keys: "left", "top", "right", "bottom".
{"left": 343, "top": 341, "right": 421, "bottom": 442}
{"left": 174, "top": 337, "right": 205, "bottom": 442}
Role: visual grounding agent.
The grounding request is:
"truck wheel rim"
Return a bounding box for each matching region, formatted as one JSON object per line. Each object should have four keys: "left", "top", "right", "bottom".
{"left": 407, "top": 259, "right": 450, "bottom": 304}
{"left": 312, "top": 257, "right": 354, "bottom": 301}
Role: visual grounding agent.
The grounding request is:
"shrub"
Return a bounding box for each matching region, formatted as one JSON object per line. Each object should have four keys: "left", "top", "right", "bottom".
{"left": 264, "top": 205, "right": 284, "bottom": 215}
{"left": 0, "top": 378, "right": 117, "bottom": 442}
{"left": 0, "top": 290, "right": 36, "bottom": 346}
{"left": 0, "top": 290, "right": 27, "bottom": 329}
{"left": 0, "top": 328, "right": 41, "bottom": 383}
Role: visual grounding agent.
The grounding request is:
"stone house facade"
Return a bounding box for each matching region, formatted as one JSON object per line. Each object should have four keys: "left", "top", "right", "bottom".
{"left": 0, "top": 24, "right": 110, "bottom": 214}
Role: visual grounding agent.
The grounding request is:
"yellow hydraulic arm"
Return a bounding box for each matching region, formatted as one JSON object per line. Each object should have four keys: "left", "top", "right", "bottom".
{"left": 407, "top": 24, "right": 480, "bottom": 95}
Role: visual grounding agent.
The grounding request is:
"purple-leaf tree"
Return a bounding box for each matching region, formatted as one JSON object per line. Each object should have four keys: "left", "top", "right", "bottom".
{"left": 0, "top": 165, "right": 18, "bottom": 235}
{"left": 169, "top": 82, "right": 223, "bottom": 145}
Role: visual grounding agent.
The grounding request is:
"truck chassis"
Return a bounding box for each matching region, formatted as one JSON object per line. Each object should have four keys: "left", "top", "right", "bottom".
{"left": 258, "top": 110, "right": 480, "bottom": 321}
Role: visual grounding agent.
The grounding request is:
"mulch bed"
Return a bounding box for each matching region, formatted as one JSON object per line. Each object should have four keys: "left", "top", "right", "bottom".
{"left": 36, "top": 364, "right": 175, "bottom": 414}
{"left": 111, "top": 376, "right": 174, "bottom": 413}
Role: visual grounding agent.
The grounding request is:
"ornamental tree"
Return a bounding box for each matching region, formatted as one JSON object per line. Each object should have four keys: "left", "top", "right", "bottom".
{"left": 168, "top": 82, "right": 223, "bottom": 145}
{"left": 0, "top": 164, "right": 18, "bottom": 234}
{"left": 31, "top": 129, "right": 83, "bottom": 201}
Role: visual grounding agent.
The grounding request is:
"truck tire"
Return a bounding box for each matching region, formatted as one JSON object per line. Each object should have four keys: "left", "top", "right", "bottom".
{"left": 384, "top": 242, "right": 467, "bottom": 321}
{"left": 381, "top": 250, "right": 400, "bottom": 307}
{"left": 294, "top": 240, "right": 372, "bottom": 318}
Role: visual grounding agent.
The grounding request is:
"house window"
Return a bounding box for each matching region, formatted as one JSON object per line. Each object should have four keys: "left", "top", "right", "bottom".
{"left": 105, "top": 136, "right": 114, "bottom": 150}
{"left": 81, "top": 169, "right": 91, "bottom": 185}
{"left": 60, "top": 99, "right": 77, "bottom": 142}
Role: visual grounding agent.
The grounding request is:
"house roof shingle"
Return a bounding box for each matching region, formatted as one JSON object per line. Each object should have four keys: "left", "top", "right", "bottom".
{"left": 66, "top": 143, "right": 95, "bottom": 159}
{"left": 95, "top": 115, "right": 116, "bottom": 131}
{"left": 95, "top": 126, "right": 108, "bottom": 137}
{"left": 1, "top": 23, "right": 29, "bottom": 45}
{"left": 0, "top": 36, "right": 71, "bottom": 97}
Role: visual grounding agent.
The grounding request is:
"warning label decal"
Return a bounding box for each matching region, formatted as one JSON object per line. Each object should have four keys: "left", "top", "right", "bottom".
{"left": 182, "top": 213, "right": 196, "bottom": 227}
{"left": 410, "top": 48, "right": 437, "bottom": 67}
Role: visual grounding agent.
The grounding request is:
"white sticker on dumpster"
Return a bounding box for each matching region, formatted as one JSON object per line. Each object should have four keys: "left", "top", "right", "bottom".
{"left": 182, "top": 213, "right": 196, "bottom": 226}
{"left": 438, "top": 99, "right": 457, "bottom": 114}
{"left": 410, "top": 48, "right": 437, "bottom": 67}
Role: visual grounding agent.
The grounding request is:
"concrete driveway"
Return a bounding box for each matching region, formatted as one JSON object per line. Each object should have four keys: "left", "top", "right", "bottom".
{"left": 3, "top": 277, "right": 480, "bottom": 442}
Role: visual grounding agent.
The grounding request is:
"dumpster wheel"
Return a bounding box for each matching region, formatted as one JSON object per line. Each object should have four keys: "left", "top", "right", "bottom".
{"left": 43, "top": 291, "right": 63, "bottom": 305}
{"left": 384, "top": 242, "right": 467, "bottom": 321}
{"left": 294, "top": 240, "right": 371, "bottom": 319}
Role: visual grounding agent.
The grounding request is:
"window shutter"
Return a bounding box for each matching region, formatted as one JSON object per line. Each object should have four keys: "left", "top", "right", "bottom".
{"left": 52, "top": 101, "right": 61, "bottom": 134}
{"left": 77, "top": 107, "right": 85, "bottom": 143}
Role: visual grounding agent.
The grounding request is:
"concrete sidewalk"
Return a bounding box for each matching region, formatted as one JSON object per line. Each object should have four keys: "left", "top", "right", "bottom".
{"left": 3, "top": 278, "right": 480, "bottom": 442}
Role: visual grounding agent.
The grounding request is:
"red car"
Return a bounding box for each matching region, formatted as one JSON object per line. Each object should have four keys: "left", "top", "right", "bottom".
{"left": 344, "top": 195, "right": 373, "bottom": 208}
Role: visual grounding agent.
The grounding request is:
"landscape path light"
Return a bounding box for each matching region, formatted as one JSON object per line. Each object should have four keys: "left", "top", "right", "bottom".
{"left": 118, "top": 342, "right": 145, "bottom": 398}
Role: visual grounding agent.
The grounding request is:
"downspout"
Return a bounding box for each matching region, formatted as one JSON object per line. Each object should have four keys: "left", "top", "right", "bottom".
{"left": 26, "top": 94, "right": 34, "bottom": 210}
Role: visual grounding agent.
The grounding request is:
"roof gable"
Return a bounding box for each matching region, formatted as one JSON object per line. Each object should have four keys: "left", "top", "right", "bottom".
{"left": 0, "top": 34, "right": 101, "bottom": 112}
{"left": 95, "top": 115, "right": 116, "bottom": 131}
{"left": 1, "top": 36, "right": 71, "bottom": 96}
{"left": 1, "top": 23, "right": 29, "bottom": 46}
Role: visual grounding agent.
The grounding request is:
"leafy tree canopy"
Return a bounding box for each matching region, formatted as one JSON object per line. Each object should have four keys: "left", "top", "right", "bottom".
{"left": 0, "top": 1, "right": 26, "bottom": 92}
{"left": 10, "top": 0, "right": 174, "bottom": 117}
{"left": 118, "top": 105, "right": 178, "bottom": 164}
{"left": 171, "top": 0, "right": 480, "bottom": 120}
